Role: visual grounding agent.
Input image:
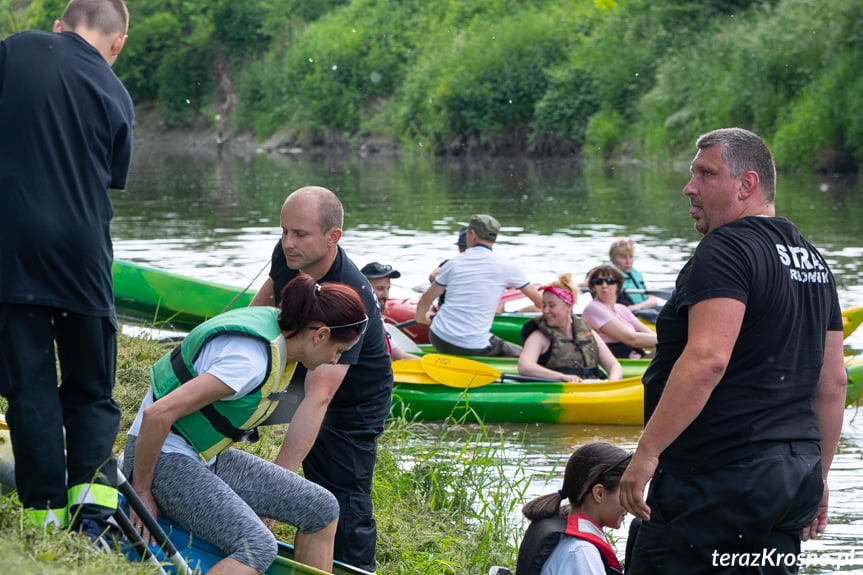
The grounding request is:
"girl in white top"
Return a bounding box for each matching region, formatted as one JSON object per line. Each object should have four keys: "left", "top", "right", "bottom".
{"left": 518, "top": 442, "right": 632, "bottom": 575}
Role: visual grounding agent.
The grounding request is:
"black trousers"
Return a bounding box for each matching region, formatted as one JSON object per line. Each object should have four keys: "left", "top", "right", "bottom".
{"left": 607, "top": 341, "right": 646, "bottom": 359}
{"left": 429, "top": 329, "right": 523, "bottom": 357}
{"left": 628, "top": 442, "right": 823, "bottom": 575}
{"left": 302, "top": 420, "right": 382, "bottom": 571}
{"left": 0, "top": 303, "right": 120, "bottom": 525}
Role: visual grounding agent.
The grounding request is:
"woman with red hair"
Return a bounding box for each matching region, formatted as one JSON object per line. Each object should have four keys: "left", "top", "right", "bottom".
{"left": 124, "top": 274, "right": 367, "bottom": 574}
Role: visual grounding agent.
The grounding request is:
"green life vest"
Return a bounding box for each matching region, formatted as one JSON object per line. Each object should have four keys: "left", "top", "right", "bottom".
{"left": 524, "top": 316, "right": 604, "bottom": 378}
{"left": 150, "top": 306, "right": 296, "bottom": 461}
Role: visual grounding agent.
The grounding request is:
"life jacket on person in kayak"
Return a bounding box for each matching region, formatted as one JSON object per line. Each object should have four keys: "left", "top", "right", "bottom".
{"left": 521, "top": 316, "right": 606, "bottom": 379}
{"left": 516, "top": 513, "right": 623, "bottom": 575}
{"left": 150, "top": 306, "right": 296, "bottom": 461}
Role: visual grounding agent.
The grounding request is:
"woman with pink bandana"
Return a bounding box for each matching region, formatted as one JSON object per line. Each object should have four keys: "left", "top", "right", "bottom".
{"left": 518, "top": 274, "right": 622, "bottom": 383}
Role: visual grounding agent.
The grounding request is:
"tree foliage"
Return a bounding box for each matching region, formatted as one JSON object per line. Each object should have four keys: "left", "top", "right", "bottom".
{"left": 24, "top": 0, "right": 64, "bottom": 31}
{"left": 6, "top": 0, "right": 863, "bottom": 169}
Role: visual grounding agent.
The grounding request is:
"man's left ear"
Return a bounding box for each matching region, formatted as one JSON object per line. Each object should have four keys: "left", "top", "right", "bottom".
{"left": 738, "top": 171, "right": 759, "bottom": 199}
{"left": 111, "top": 33, "right": 128, "bottom": 57}
{"left": 326, "top": 228, "right": 342, "bottom": 247}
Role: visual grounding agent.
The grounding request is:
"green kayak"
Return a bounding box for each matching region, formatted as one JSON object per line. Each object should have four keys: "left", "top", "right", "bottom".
{"left": 847, "top": 352, "right": 863, "bottom": 405}
{"left": 392, "top": 375, "right": 645, "bottom": 425}
{"left": 395, "top": 350, "right": 863, "bottom": 425}
{"left": 112, "top": 259, "right": 256, "bottom": 330}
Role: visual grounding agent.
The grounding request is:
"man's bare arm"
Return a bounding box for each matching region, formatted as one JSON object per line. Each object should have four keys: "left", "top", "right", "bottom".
{"left": 416, "top": 283, "right": 445, "bottom": 325}
{"left": 620, "top": 297, "right": 744, "bottom": 520}
{"left": 273, "top": 363, "right": 348, "bottom": 471}
{"left": 520, "top": 283, "right": 544, "bottom": 309}
{"left": 803, "top": 329, "right": 847, "bottom": 540}
{"left": 250, "top": 277, "right": 275, "bottom": 307}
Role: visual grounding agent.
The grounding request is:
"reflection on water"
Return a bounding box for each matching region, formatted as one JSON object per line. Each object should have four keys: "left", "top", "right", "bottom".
{"left": 114, "top": 149, "right": 863, "bottom": 572}
{"left": 113, "top": 150, "right": 863, "bottom": 316}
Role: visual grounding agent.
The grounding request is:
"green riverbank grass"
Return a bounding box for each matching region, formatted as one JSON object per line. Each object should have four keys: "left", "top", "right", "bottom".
{"left": 0, "top": 332, "right": 531, "bottom": 573}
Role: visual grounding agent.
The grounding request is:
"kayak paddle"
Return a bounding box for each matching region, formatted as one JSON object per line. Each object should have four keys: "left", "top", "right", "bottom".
{"left": 419, "top": 354, "right": 559, "bottom": 388}
{"left": 117, "top": 467, "right": 194, "bottom": 575}
{"left": 421, "top": 354, "right": 501, "bottom": 388}
{"left": 631, "top": 286, "right": 674, "bottom": 299}
{"left": 580, "top": 286, "right": 674, "bottom": 300}
{"left": 392, "top": 359, "right": 437, "bottom": 384}
{"left": 114, "top": 505, "right": 169, "bottom": 574}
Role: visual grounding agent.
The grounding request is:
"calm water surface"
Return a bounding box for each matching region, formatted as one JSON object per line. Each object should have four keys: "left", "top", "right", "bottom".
{"left": 113, "top": 148, "right": 863, "bottom": 573}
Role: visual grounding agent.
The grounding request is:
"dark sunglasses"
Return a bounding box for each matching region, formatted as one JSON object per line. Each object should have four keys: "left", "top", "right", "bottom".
{"left": 309, "top": 315, "right": 370, "bottom": 337}
{"left": 591, "top": 277, "right": 619, "bottom": 286}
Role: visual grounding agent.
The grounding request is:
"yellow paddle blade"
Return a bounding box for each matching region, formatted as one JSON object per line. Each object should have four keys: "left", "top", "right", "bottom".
{"left": 421, "top": 354, "right": 503, "bottom": 388}
{"left": 392, "top": 359, "right": 437, "bottom": 384}
{"left": 844, "top": 307, "right": 863, "bottom": 340}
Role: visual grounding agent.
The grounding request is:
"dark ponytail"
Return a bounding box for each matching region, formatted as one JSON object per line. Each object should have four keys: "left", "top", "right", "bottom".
{"left": 522, "top": 442, "right": 630, "bottom": 521}
{"left": 278, "top": 274, "right": 366, "bottom": 342}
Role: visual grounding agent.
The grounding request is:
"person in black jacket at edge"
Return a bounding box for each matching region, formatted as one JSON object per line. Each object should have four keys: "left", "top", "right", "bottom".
{"left": 250, "top": 186, "right": 392, "bottom": 571}
{"left": 0, "top": 0, "right": 133, "bottom": 548}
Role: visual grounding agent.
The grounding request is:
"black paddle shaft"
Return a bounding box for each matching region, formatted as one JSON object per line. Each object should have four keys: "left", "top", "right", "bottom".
{"left": 113, "top": 505, "right": 169, "bottom": 574}
{"left": 116, "top": 466, "right": 194, "bottom": 575}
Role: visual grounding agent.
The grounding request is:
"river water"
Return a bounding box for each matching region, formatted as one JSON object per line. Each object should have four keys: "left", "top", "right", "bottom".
{"left": 113, "top": 147, "right": 863, "bottom": 573}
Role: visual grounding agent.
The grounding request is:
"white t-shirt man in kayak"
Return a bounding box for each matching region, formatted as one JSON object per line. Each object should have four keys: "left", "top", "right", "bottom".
{"left": 415, "top": 214, "right": 542, "bottom": 357}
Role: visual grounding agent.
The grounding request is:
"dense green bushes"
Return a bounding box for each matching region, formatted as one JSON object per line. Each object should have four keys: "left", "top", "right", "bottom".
{"left": 7, "top": 0, "right": 863, "bottom": 169}
{"left": 638, "top": 0, "right": 863, "bottom": 171}
{"left": 237, "top": 0, "right": 434, "bottom": 141}
{"left": 387, "top": 4, "right": 584, "bottom": 150}
{"left": 23, "top": 0, "right": 65, "bottom": 31}
{"left": 115, "top": 13, "right": 180, "bottom": 101}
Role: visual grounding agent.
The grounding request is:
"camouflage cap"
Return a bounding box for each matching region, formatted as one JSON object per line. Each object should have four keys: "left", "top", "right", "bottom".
{"left": 468, "top": 214, "right": 500, "bottom": 241}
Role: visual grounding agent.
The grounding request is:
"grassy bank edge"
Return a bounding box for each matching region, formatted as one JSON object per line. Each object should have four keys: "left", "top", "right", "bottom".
{"left": 0, "top": 332, "right": 533, "bottom": 574}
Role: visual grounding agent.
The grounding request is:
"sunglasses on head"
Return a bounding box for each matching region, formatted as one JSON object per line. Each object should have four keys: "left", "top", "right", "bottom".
{"left": 601, "top": 452, "right": 633, "bottom": 477}
{"left": 591, "top": 277, "right": 619, "bottom": 286}
{"left": 309, "top": 315, "right": 370, "bottom": 337}
{"left": 575, "top": 451, "right": 634, "bottom": 501}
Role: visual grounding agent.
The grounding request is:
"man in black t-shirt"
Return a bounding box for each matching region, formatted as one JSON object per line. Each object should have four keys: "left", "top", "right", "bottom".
{"left": 0, "top": 0, "right": 133, "bottom": 543}
{"left": 250, "top": 186, "right": 392, "bottom": 571}
{"left": 619, "top": 128, "right": 847, "bottom": 574}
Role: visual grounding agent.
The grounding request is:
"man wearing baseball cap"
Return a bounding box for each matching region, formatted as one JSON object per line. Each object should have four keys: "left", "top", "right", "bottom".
{"left": 427, "top": 226, "right": 468, "bottom": 305}
{"left": 360, "top": 262, "right": 401, "bottom": 310}
{"left": 455, "top": 226, "right": 468, "bottom": 250}
{"left": 361, "top": 262, "right": 420, "bottom": 362}
{"left": 416, "top": 214, "right": 543, "bottom": 357}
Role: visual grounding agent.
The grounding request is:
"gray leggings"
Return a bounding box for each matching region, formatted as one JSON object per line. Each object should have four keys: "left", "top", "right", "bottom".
{"left": 124, "top": 436, "right": 338, "bottom": 572}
